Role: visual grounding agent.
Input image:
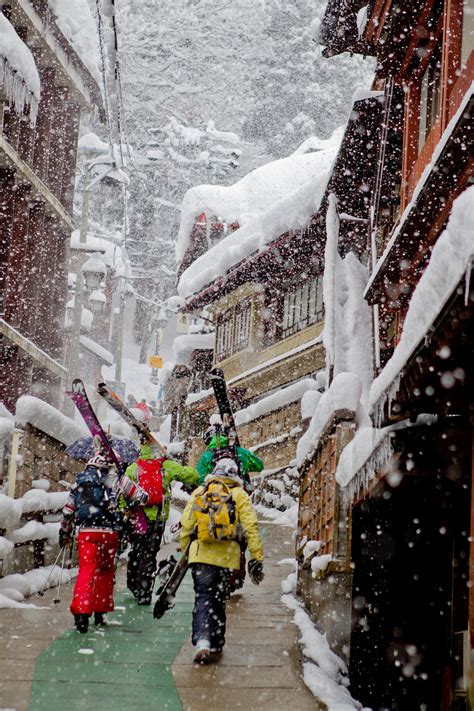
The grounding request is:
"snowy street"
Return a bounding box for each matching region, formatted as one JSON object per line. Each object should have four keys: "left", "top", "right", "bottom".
{"left": 0, "top": 524, "right": 319, "bottom": 711}
{"left": 0, "top": 0, "right": 473, "bottom": 708}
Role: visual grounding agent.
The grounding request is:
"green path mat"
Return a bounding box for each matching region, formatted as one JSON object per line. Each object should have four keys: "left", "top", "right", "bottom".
{"left": 29, "top": 576, "right": 194, "bottom": 711}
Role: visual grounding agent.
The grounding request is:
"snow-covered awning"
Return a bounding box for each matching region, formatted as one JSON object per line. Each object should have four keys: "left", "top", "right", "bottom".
{"left": 0, "top": 14, "right": 40, "bottom": 124}
{"left": 172, "top": 333, "right": 215, "bottom": 366}
{"left": 80, "top": 335, "right": 114, "bottom": 365}
{"left": 369, "top": 185, "right": 474, "bottom": 423}
{"left": 48, "top": 0, "right": 101, "bottom": 85}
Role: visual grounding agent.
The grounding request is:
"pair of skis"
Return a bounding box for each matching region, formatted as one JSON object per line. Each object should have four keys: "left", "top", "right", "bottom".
{"left": 209, "top": 368, "right": 240, "bottom": 446}
{"left": 67, "top": 380, "right": 167, "bottom": 472}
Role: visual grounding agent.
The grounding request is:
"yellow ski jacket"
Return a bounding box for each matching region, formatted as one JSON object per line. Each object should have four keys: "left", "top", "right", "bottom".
{"left": 180, "top": 476, "right": 264, "bottom": 570}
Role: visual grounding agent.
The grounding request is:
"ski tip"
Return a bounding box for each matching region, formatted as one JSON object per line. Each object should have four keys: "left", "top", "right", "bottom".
{"left": 210, "top": 368, "right": 225, "bottom": 378}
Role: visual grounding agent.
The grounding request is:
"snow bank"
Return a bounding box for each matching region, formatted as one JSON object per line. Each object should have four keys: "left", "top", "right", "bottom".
{"left": 7, "top": 520, "right": 59, "bottom": 545}
{"left": 19, "top": 489, "right": 68, "bottom": 514}
{"left": 282, "top": 593, "right": 362, "bottom": 710}
{"left": 0, "top": 13, "right": 40, "bottom": 123}
{"left": 172, "top": 333, "right": 215, "bottom": 365}
{"left": 369, "top": 186, "right": 474, "bottom": 421}
{"left": 48, "top": 0, "right": 101, "bottom": 84}
{"left": 297, "top": 372, "right": 361, "bottom": 468}
{"left": 16, "top": 396, "right": 87, "bottom": 446}
{"left": 0, "top": 494, "right": 22, "bottom": 531}
{"left": 235, "top": 378, "right": 317, "bottom": 427}
{"left": 0, "top": 563, "right": 78, "bottom": 608}
{"left": 0, "top": 536, "right": 14, "bottom": 558}
{"left": 176, "top": 129, "right": 341, "bottom": 272}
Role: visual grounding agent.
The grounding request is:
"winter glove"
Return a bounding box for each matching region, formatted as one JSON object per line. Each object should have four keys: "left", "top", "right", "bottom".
{"left": 248, "top": 559, "right": 264, "bottom": 585}
{"left": 59, "top": 528, "right": 72, "bottom": 549}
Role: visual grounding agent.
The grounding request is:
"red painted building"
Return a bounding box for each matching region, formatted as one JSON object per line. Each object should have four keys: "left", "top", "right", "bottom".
{"left": 0, "top": 1, "right": 102, "bottom": 411}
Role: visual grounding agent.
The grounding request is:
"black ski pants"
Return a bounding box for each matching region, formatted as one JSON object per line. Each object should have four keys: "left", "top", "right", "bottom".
{"left": 191, "top": 563, "right": 227, "bottom": 650}
{"left": 127, "top": 518, "right": 164, "bottom": 600}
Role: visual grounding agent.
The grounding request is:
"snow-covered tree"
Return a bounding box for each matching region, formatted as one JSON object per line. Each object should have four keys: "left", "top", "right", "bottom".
{"left": 243, "top": 0, "right": 374, "bottom": 158}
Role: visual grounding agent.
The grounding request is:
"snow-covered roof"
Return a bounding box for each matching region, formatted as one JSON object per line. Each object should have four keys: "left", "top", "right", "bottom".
{"left": 48, "top": 0, "right": 101, "bottom": 84}
{"left": 0, "top": 14, "right": 40, "bottom": 124}
{"left": 176, "top": 126, "right": 342, "bottom": 264}
{"left": 369, "top": 185, "right": 474, "bottom": 421}
{"left": 172, "top": 333, "right": 215, "bottom": 366}
{"left": 177, "top": 135, "right": 341, "bottom": 300}
{"left": 70, "top": 231, "right": 130, "bottom": 276}
{"left": 82, "top": 256, "right": 107, "bottom": 274}
{"left": 15, "top": 396, "right": 87, "bottom": 445}
{"left": 80, "top": 335, "right": 114, "bottom": 365}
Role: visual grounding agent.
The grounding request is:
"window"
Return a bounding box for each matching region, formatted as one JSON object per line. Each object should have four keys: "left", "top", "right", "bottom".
{"left": 418, "top": 43, "right": 442, "bottom": 152}
{"left": 233, "top": 299, "right": 250, "bottom": 352}
{"left": 216, "top": 310, "right": 232, "bottom": 359}
{"left": 215, "top": 300, "right": 251, "bottom": 361}
{"left": 281, "top": 276, "right": 324, "bottom": 338}
{"left": 461, "top": 0, "right": 474, "bottom": 69}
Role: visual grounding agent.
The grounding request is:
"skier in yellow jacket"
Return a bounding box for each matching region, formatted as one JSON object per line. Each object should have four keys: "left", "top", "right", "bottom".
{"left": 180, "top": 457, "right": 264, "bottom": 663}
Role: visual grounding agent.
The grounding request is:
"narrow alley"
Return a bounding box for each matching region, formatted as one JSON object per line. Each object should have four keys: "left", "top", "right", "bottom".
{"left": 0, "top": 523, "right": 317, "bottom": 711}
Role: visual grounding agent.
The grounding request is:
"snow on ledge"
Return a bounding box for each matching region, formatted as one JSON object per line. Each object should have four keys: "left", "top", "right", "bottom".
{"left": 235, "top": 378, "right": 317, "bottom": 427}
{"left": 80, "top": 335, "right": 114, "bottom": 365}
{"left": 0, "top": 14, "right": 40, "bottom": 124}
{"left": 16, "top": 396, "right": 87, "bottom": 446}
{"left": 296, "top": 372, "right": 362, "bottom": 468}
{"left": 369, "top": 185, "right": 474, "bottom": 421}
{"left": 172, "top": 333, "right": 215, "bottom": 366}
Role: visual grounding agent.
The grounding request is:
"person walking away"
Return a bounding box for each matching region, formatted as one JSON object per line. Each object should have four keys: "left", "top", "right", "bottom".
{"left": 197, "top": 423, "right": 264, "bottom": 490}
{"left": 197, "top": 421, "right": 264, "bottom": 592}
{"left": 124, "top": 442, "right": 199, "bottom": 605}
{"left": 180, "top": 457, "right": 264, "bottom": 663}
{"left": 59, "top": 455, "right": 148, "bottom": 633}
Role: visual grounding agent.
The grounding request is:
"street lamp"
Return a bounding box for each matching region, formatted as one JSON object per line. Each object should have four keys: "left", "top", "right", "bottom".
{"left": 82, "top": 257, "right": 106, "bottom": 291}
{"left": 88, "top": 289, "right": 106, "bottom": 317}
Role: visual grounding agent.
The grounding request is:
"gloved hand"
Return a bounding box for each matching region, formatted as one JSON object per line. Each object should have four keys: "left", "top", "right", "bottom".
{"left": 139, "top": 491, "right": 149, "bottom": 506}
{"left": 248, "top": 559, "right": 264, "bottom": 585}
{"left": 59, "top": 528, "right": 72, "bottom": 549}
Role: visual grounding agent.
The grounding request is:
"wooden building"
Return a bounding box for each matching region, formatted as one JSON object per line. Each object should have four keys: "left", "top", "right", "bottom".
{"left": 0, "top": 1, "right": 101, "bottom": 412}
{"left": 174, "top": 93, "right": 382, "bottom": 489}
{"left": 297, "top": 2, "right": 473, "bottom": 707}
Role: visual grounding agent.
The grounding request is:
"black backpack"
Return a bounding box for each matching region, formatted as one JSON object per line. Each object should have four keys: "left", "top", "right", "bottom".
{"left": 210, "top": 444, "right": 242, "bottom": 474}
{"left": 74, "top": 466, "right": 112, "bottom": 528}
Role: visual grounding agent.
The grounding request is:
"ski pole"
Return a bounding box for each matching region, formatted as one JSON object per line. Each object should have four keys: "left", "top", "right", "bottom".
{"left": 53, "top": 544, "right": 68, "bottom": 604}
{"left": 37, "top": 546, "right": 65, "bottom": 597}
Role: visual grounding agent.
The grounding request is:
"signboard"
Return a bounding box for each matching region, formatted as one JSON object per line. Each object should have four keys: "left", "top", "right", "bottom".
{"left": 149, "top": 355, "right": 163, "bottom": 369}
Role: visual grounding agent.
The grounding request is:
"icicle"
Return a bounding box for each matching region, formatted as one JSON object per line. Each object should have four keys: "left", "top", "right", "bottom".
{"left": 0, "top": 58, "right": 38, "bottom": 125}
{"left": 465, "top": 258, "right": 472, "bottom": 306}
{"left": 344, "top": 431, "right": 394, "bottom": 501}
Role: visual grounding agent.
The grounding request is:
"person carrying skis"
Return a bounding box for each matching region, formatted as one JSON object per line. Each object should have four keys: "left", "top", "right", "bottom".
{"left": 197, "top": 419, "right": 264, "bottom": 593}
{"left": 197, "top": 421, "right": 264, "bottom": 489}
{"left": 123, "top": 442, "right": 199, "bottom": 605}
{"left": 180, "top": 457, "right": 264, "bottom": 663}
{"left": 59, "top": 454, "right": 148, "bottom": 633}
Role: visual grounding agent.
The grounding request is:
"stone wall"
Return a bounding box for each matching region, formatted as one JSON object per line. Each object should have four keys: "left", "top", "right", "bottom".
{"left": 15, "top": 423, "right": 82, "bottom": 497}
